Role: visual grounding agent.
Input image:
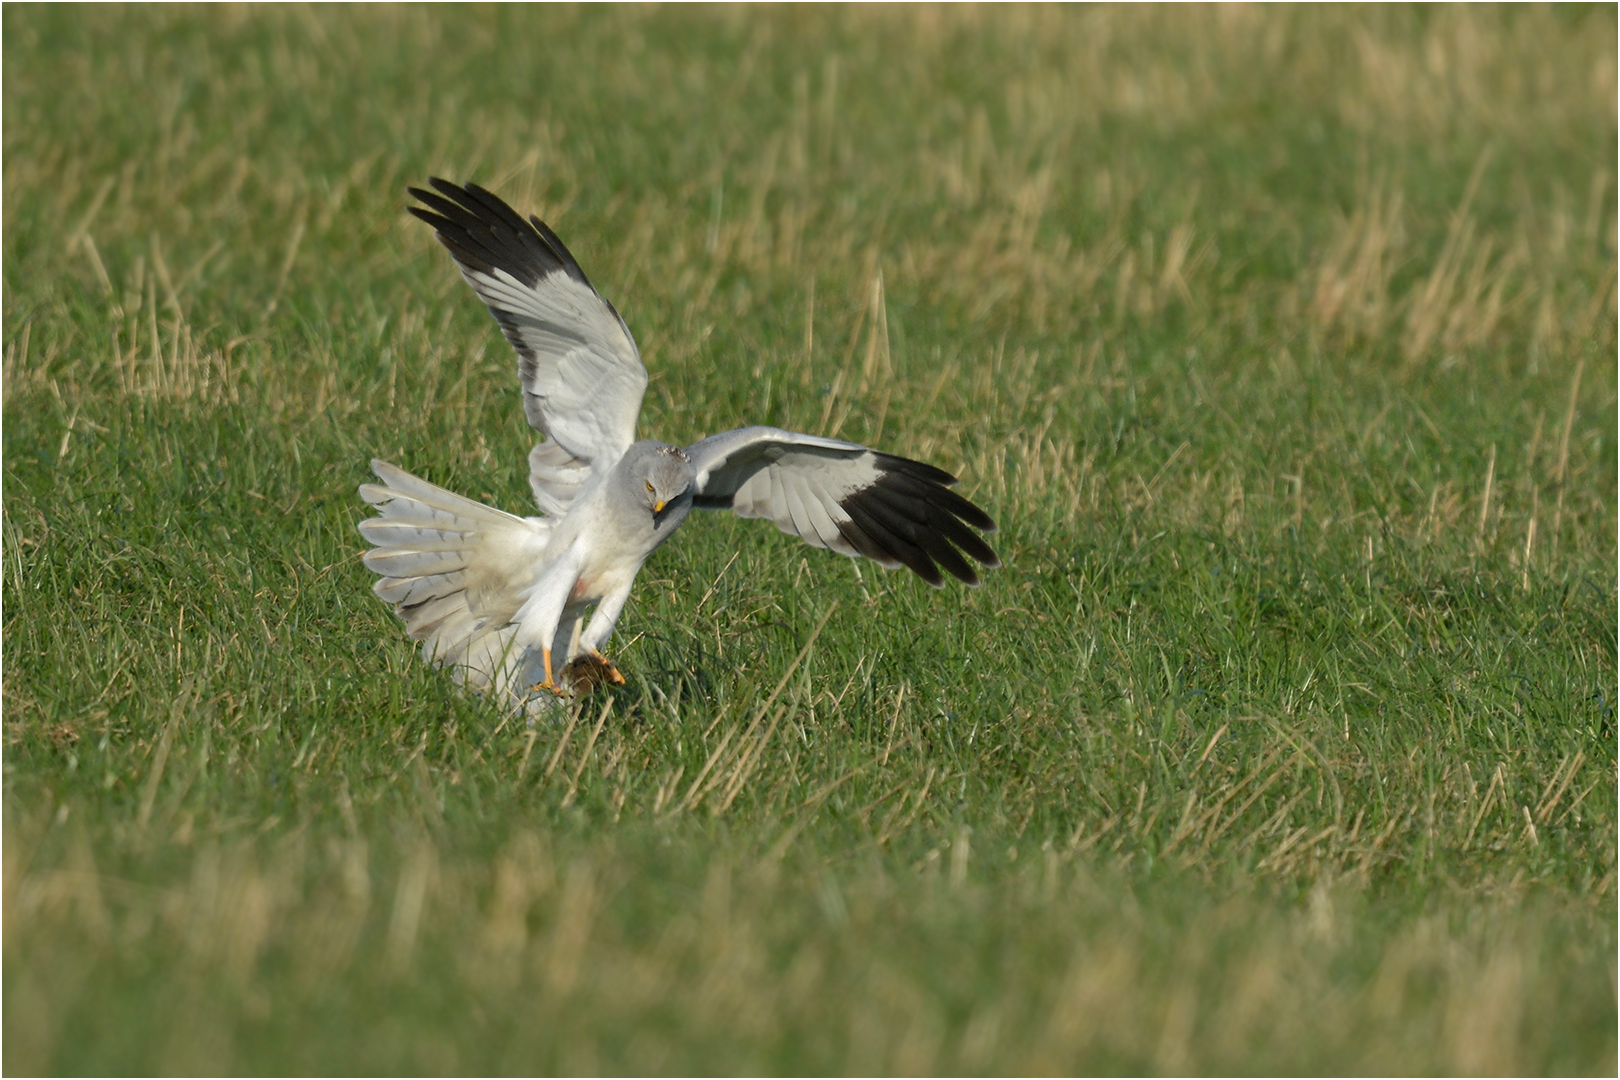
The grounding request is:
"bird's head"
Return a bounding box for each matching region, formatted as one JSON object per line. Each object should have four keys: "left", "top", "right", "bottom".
{"left": 634, "top": 443, "right": 694, "bottom": 524}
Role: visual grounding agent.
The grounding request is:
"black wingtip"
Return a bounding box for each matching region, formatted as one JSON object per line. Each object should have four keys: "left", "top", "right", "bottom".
{"left": 836, "top": 454, "right": 1000, "bottom": 587}
{"left": 404, "top": 203, "right": 442, "bottom": 230}
{"left": 406, "top": 179, "right": 595, "bottom": 292}
{"left": 875, "top": 453, "right": 960, "bottom": 488}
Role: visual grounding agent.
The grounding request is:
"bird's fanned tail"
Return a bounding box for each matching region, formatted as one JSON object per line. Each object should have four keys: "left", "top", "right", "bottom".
{"left": 357, "top": 460, "right": 553, "bottom": 710}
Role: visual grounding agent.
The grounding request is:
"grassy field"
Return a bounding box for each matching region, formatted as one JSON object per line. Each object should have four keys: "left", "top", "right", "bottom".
{"left": 3, "top": 5, "right": 1615, "bottom": 1074}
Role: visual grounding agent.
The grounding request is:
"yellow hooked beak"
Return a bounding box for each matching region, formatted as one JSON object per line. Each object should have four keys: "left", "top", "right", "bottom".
{"left": 654, "top": 499, "right": 666, "bottom": 513}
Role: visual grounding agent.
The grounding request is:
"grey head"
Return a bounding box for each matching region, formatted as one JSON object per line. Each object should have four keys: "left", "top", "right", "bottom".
{"left": 619, "top": 441, "right": 696, "bottom": 533}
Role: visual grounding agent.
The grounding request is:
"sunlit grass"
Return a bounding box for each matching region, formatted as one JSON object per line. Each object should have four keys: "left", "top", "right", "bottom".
{"left": 4, "top": 5, "right": 1616, "bottom": 1074}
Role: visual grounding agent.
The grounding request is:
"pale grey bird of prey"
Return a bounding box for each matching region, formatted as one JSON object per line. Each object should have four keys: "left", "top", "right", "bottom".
{"left": 358, "top": 179, "right": 999, "bottom": 713}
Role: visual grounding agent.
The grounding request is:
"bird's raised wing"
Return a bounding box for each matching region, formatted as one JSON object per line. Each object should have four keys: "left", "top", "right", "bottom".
{"left": 686, "top": 427, "right": 1000, "bottom": 587}
{"left": 407, "top": 179, "right": 647, "bottom": 515}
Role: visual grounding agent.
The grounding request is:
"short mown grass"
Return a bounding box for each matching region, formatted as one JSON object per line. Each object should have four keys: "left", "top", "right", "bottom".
{"left": 4, "top": 6, "right": 1616, "bottom": 1074}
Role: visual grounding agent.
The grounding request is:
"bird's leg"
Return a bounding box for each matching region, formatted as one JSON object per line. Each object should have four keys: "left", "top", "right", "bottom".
{"left": 531, "top": 603, "right": 586, "bottom": 696}
{"left": 513, "top": 543, "right": 585, "bottom": 699}
{"left": 528, "top": 647, "right": 560, "bottom": 696}
{"left": 529, "top": 648, "right": 571, "bottom": 697}
{"left": 574, "top": 580, "right": 634, "bottom": 684}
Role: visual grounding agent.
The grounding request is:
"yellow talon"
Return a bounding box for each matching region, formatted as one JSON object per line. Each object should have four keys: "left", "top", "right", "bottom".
{"left": 528, "top": 649, "right": 572, "bottom": 697}
{"left": 591, "top": 651, "right": 626, "bottom": 686}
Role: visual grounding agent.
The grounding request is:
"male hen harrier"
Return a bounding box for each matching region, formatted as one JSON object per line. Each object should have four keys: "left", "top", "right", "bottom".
{"left": 358, "top": 179, "right": 999, "bottom": 713}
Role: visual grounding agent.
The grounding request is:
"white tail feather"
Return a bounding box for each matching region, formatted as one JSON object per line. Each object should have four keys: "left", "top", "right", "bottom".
{"left": 357, "top": 460, "right": 553, "bottom": 707}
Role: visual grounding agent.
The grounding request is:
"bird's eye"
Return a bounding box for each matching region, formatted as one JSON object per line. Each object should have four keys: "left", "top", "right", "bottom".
{"left": 646, "top": 481, "right": 655, "bottom": 494}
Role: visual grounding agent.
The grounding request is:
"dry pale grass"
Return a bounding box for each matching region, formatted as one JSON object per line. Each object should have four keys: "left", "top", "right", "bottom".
{"left": 5, "top": 806, "right": 1607, "bottom": 1075}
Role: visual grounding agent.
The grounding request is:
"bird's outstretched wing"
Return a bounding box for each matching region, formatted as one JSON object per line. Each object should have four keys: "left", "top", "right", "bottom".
{"left": 407, "top": 179, "right": 647, "bottom": 515}
{"left": 685, "top": 427, "right": 1000, "bottom": 587}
